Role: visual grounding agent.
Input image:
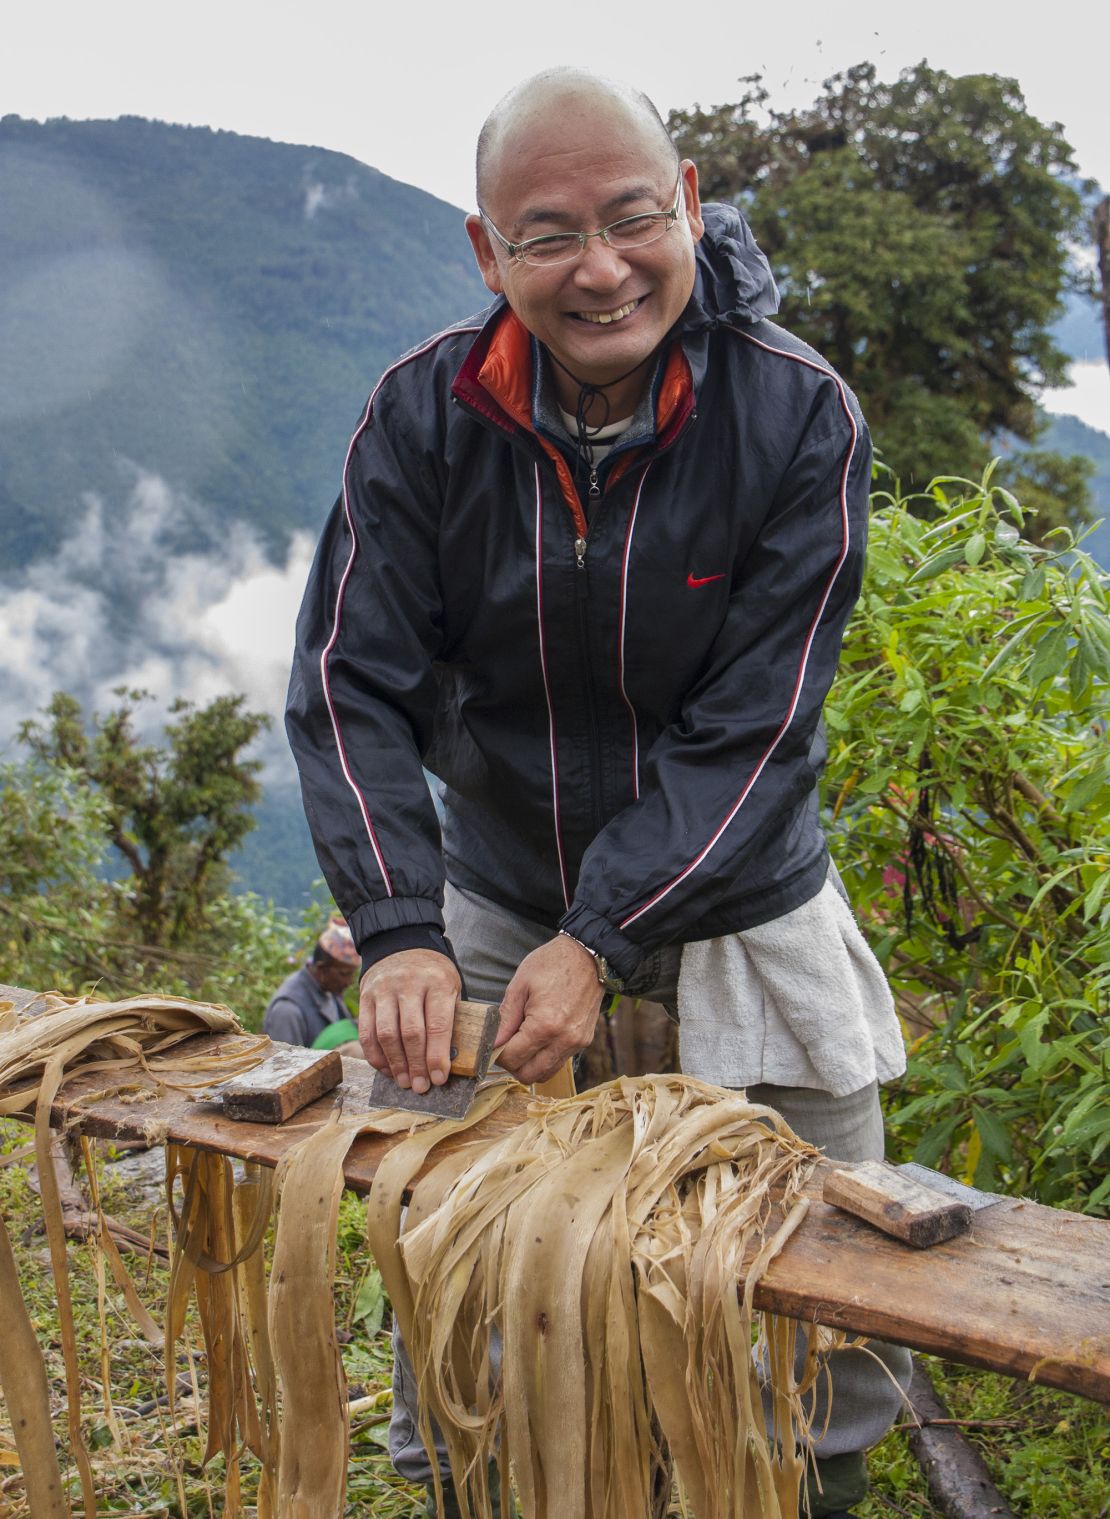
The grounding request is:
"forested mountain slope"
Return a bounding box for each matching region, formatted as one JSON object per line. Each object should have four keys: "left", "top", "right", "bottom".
{"left": 0, "top": 114, "right": 487, "bottom": 568}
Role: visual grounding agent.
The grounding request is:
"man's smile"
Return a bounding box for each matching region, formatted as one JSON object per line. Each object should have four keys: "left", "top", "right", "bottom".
{"left": 571, "top": 297, "right": 645, "bottom": 325}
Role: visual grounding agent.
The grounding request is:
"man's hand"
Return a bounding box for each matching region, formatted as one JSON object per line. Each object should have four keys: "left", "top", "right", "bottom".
{"left": 359, "top": 949, "right": 461, "bottom": 1094}
{"left": 495, "top": 936, "right": 604, "bottom": 1085}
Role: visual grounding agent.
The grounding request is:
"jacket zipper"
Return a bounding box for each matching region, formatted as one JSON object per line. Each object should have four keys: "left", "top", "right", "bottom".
{"left": 573, "top": 532, "right": 606, "bottom": 836}
{"left": 567, "top": 412, "right": 695, "bottom": 835}
{"left": 574, "top": 463, "right": 611, "bottom": 834}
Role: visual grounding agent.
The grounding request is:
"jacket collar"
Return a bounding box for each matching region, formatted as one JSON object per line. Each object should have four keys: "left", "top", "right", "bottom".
{"left": 451, "top": 305, "right": 694, "bottom": 452}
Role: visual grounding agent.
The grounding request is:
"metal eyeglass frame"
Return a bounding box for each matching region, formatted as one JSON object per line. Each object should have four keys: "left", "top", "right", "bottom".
{"left": 480, "top": 172, "right": 685, "bottom": 268}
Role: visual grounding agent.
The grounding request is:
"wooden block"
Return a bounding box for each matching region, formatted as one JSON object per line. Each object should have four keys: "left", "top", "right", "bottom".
{"left": 221, "top": 1045, "right": 342, "bottom": 1124}
{"left": 823, "top": 1160, "right": 974, "bottom": 1249}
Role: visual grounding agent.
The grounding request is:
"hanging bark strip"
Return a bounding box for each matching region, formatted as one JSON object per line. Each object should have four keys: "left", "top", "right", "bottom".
{"left": 0, "top": 1210, "right": 69, "bottom": 1518}
{"left": 365, "top": 1076, "right": 831, "bottom": 1519}
{"left": 0, "top": 991, "right": 262, "bottom": 1513}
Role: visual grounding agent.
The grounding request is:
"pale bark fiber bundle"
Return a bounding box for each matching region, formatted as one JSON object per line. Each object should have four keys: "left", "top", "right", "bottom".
{"left": 364, "top": 1076, "right": 828, "bottom": 1519}
{"left": 165, "top": 1144, "right": 277, "bottom": 1517}
{"left": 3, "top": 998, "right": 832, "bottom": 1519}
{"left": 0, "top": 991, "right": 261, "bottom": 1517}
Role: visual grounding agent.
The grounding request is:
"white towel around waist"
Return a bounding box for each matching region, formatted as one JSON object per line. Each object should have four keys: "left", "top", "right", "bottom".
{"left": 677, "top": 878, "right": 907, "bottom": 1098}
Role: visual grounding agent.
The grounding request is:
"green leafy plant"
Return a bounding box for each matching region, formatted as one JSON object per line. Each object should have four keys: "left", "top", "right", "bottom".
{"left": 669, "top": 62, "right": 1096, "bottom": 522}
{"left": 826, "top": 465, "right": 1109, "bottom": 1210}
{"left": 1, "top": 691, "right": 298, "bottom": 1021}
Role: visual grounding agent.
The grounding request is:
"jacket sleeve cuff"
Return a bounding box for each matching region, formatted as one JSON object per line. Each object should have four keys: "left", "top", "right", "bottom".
{"left": 557, "top": 902, "right": 644, "bottom": 983}
{"left": 358, "top": 924, "right": 458, "bottom": 980}
{"left": 346, "top": 893, "right": 445, "bottom": 947}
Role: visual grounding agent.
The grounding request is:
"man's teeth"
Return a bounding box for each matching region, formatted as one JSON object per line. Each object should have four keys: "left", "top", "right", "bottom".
{"left": 578, "top": 300, "right": 639, "bottom": 324}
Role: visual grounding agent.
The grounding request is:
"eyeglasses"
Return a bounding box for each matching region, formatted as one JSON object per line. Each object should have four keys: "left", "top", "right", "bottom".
{"left": 480, "top": 173, "right": 684, "bottom": 268}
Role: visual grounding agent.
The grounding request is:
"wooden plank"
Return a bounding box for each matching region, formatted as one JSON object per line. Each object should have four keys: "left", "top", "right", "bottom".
{"left": 7, "top": 1031, "right": 1110, "bottom": 1406}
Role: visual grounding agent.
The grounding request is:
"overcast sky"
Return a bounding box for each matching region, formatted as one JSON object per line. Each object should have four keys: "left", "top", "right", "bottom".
{"left": 6, "top": 1, "right": 1108, "bottom": 213}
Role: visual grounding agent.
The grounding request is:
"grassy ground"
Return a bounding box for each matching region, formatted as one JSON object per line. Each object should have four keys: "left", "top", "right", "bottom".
{"left": 1, "top": 1122, "right": 1107, "bottom": 1517}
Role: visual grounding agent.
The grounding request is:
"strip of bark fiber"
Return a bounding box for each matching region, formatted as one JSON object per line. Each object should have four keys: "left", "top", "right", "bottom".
{"left": 907, "top": 1359, "right": 1017, "bottom": 1519}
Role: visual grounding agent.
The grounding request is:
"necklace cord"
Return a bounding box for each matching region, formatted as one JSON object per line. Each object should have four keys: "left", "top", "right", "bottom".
{"left": 545, "top": 347, "right": 651, "bottom": 476}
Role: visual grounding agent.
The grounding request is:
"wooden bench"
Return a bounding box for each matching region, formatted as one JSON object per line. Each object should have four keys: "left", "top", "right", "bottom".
{"left": 4, "top": 988, "right": 1108, "bottom": 1408}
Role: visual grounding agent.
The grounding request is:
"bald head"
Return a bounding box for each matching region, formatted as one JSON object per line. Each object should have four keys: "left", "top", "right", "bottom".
{"left": 476, "top": 68, "right": 678, "bottom": 210}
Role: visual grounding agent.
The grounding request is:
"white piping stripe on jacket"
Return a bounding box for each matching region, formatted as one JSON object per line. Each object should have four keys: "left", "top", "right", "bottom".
{"left": 617, "top": 465, "right": 651, "bottom": 801}
{"left": 534, "top": 463, "right": 572, "bottom": 909}
{"left": 619, "top": 330, "right": 858, "bottom": 932}
{"left": 320, "top": 324, "right": 482, "bottom": 900}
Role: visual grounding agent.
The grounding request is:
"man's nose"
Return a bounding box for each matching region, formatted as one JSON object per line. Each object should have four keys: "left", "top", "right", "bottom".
{"left": 571, "top": 233, "right": 631, "bottom": 291}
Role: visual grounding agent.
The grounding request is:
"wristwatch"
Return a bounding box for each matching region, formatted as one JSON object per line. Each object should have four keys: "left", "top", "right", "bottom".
{"left": 559, "top": 931, "right": 623, "bottom": 992}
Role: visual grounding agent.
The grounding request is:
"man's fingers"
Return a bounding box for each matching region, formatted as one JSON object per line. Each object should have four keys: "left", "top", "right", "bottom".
{"left": 494, "top": 980, "right": 526, "bottom": 1050}
{"left": 397, "top": 991, "right": 430, "bottom": 1092}
{"left": 360, "top": 995, "right": 393, "bottom": 1075}
{"left": 493, "top": 1027, "right": 537, "bottom": 1076}
{"left": 423, "top": 985, "right": 457, "bottom": 1087}
{"left": 497, "top": 1032, "right": 571, "bottom": 1087}
{"left": 375, "top": 996, "right": 413, "bottom": 1086}
{"left": 512, "top": 1051, "right": 568, "bottom": 1087}
{"left": 358, "top": 950, "right": 462, "bottom": 1092}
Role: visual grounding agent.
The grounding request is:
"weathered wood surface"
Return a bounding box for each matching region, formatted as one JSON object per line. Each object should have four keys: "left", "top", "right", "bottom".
{"left": 222, "top": 1046, "right": 343, "bottom": 1123}
{"left": 822, "top": 1160, "right": 973, "bottom": 1248}
{"left": 5, "top": 1027, "right": 1110, "bottom": 1405}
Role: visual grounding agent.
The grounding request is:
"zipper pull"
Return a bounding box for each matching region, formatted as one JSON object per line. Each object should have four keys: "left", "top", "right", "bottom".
{"left": 588, "top": 468, "right": 600, "bottom": 499}
{"left": 574, "top": 536, "right": 587, "bottom": 570}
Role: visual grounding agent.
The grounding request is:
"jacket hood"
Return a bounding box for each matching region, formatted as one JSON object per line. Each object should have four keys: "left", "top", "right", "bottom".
{"left": 688, "top": 202, "right": 779, "bottom": 328}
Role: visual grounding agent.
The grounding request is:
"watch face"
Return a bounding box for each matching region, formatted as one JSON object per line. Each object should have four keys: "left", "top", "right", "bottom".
{"left": 598, "top": 958, "right": 623, "bottom": 993}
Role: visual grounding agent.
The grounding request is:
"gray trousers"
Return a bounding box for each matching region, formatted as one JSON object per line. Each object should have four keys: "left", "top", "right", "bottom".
{"left": 389, "top": 884, "right": 912, "bottom": 1483}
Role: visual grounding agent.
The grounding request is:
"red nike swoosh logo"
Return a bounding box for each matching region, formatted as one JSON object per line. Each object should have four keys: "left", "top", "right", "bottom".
{"left": 687, "top": 571, "right": 726, "bottom": 588}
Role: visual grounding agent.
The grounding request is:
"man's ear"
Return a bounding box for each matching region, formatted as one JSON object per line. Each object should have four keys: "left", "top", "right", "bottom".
{"left": 680, "top": 160, "right": 705, "bottom": 244}
{"left": 465, "top": 213, "right": 505, "bottom": 295}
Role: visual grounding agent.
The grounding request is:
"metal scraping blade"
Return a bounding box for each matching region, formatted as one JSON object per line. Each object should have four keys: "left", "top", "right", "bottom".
{"left": 896, "top": 1161, "right": 1003, "bottom": 1211}
{"left": 366, "top": 999, "right": 501, "bottom": 1120}
{"left": 368, "top": 1067, "right": 481, "bottom": 1119}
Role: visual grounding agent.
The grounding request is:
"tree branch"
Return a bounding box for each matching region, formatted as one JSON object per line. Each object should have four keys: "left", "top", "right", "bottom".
{"left": 1009, "top": 770, "right": 1067, "bottom": 830}
{"left": 879, "top": 796, "right": 1026, "bottom": 935}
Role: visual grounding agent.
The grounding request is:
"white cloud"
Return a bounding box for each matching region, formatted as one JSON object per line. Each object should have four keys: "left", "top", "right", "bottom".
{"left": 302, "top": 170, "right": 358, "bottom": 220}
{"left": 1042, "top": 361, "right": 1110, "bottom": 438}
{"left": 0, "top": 467, "right": 314, "bottom": 783}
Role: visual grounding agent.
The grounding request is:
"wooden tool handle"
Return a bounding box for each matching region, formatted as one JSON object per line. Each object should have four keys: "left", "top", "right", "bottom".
{"left": 448, "top": 1000, "right": 501, "bottom": 1078}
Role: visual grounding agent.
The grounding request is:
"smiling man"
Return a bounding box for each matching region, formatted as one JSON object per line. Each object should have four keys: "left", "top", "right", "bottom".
{"left": 287, "top": 68, "right": 908, "bottom": 1518}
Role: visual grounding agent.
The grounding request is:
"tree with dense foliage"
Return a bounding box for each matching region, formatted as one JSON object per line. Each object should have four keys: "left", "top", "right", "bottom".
{"left": 3, "top": 691, "right": 296, "bottom": 1016}
{"left": 1096, "top": 195, "right": 1110, "bottom": 369}
{"left": 824, "top": 466, "right": 1110, "bottom": 1211}
{"left": 669, "top": 62, "right": 1093, "bottom": 528}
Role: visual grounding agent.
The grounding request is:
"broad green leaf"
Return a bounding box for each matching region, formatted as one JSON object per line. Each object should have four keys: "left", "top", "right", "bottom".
{"left": 1063, "top": 764, "right": 1110, "bottom": 816}
{"left": 972, "top": 1104, "right": 1013, "bottom": 1164}
{"left": 980, "top": 610, "right": 1047, "bottom": 680}
{"left": 908, "top": 545, "right": 966, "bottom": 584}
{"left": 913, "top": 1112, "right": 966, "bottom": 1168}
{"left": 1025, "top": 625, "right": 1069, "bottom": 688}
{"left": 353, "top": 1267, "right": 385, "bottom": 1334}
{"left": 1079, "top": 627, "right": 1110, "bottom": 680}
{"left": 1019, "top": 565, "right": 1046, "bottom": 603}
{"left": 1084, "top": 871, "right": 1110, "bottom": 922}
{"left": 1069, "top": 649, "right": 1091, "bottom": 703}
{"left": 1018, "top": 1014, "right": 1053, "bottom": 1073}
{"left": 964, "top": 531, "right": 986, "bottom": 566}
